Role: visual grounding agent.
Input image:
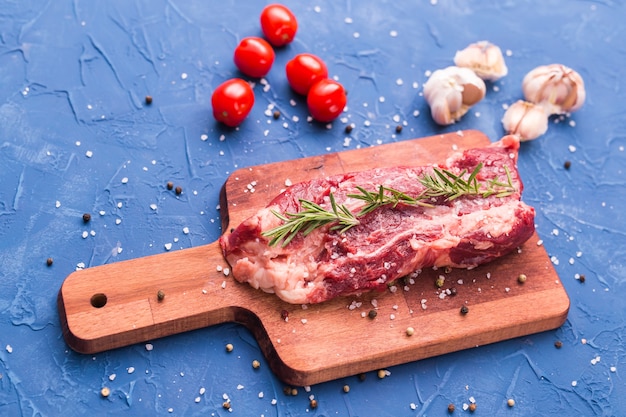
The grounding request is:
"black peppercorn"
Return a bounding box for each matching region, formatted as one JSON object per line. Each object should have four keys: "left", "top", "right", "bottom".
{"left": 82, "top": 213, "right": 91, "bottom": 223}
{"left": 175, "top": 186, "right": 182, "bottom": 195}
{"left": 46, "top": 257, "right": 53, "bottom": 266}
{"left": 579, "top": 274, "right": 586, "bottom": 283}
{"left": 395, "top": 125, "right": 403, "bottom": 133}
{"left": 460, "top": 305, "right": 469, "bottom": 315}
{"left": 564, "top": 160, "right": 571, "bottom": 169}
{"left": 273, "top": 110, "right": 281, "bottom": 119}
{"left": 344, "top": 124, "right": 354, "bottom": 134}
{"left": 554, "top": 340, "right": 563, "bottom": 349}
{"left": 145, "top": 95, "right": 153, "bottom": 105}
{"left": 166, "top": 181, "right": 174, "bottom": 190}
{"left": 157, "top": 290, "right": 165, "bottom": 301}
{"left": 368, "top": 309, "right": 377, "bottom": 319}
{"left": 447, "top": 403, "right": 455, "bottom": 413}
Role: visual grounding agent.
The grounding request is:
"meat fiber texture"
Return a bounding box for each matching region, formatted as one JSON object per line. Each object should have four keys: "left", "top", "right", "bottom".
{"left": 220, "top": 135, "right": 535, "bottom": 304}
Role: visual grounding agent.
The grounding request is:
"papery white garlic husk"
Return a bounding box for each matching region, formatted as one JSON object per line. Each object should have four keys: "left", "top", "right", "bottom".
{"left": 453, "top": 41, "right": 508, "bottom": 81}
{"left": 423, "top": 66, "right": 486, "bottom": 125}
{"left": 522, "top": 64, "right": 586, "bottom": 115}
{"left": 501, "top": 100, "right": 550, "bottom": 141}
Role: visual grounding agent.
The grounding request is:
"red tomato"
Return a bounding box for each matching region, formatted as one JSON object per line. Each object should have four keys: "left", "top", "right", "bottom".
{"left": 233, "top": 37, "right": 275, "bottom": 78}
{"left": 211, "top": 78, "right": 255, "bottom": 127}
{"left": 307, "top": 79, "right": 347, "bottom": 123}
{"left": 260, "top": 4, "right": 298, "bottom": 47}
{"left": 285, "top": 53, "right": 329, "bottom": 95}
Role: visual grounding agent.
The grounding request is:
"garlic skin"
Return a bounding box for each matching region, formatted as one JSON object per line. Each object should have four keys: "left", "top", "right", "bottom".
{"left": 501, "top": 100, "right": 549, "bottom": 141}
{"left": 453, "top": 41, "right": 508, "bottom": 81}
{"left": 423, "top": 66, "right": 486, "bottom": 125}
{"left": 522, "top": 64, "right": 586, "bottom": 114}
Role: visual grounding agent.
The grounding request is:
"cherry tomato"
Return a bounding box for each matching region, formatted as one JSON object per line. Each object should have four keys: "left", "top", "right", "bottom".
{"left": 285, "top": 53, "right": 329, "bottom": 95}
{"left": 260, "top": 4, "right": 298, "bottom": 47}
{"left": 233, "top": 37, "right": 275, "bottom": 78}
{"left": 211, "top": 78, "right": 255, "bottom": 127}
{"left": 307, "top": 79, "right": 347, "bottom": 123}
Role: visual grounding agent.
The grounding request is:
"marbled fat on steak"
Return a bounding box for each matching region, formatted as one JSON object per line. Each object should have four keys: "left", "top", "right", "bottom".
{"left": 220, "top": 135, "right": 535, "bottom": 304}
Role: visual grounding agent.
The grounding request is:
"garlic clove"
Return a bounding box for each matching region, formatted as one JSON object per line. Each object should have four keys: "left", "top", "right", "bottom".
{"left": 454, "top": 41, "right": 508, "bottom": 81}
{"left": 522, "top": 64, "right": 585, "bottom": 114}
{"left": 423, "top": 66, "right": 486, "bottom": 125}
{"left": 501, "top": 100, "right": 549, "bottom": 141}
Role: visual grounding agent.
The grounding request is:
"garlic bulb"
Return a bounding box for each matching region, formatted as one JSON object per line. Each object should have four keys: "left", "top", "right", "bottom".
{"left": 501, "top": 100, "right": 549, "bottom": 141}
{"left": 522, "top": 64, "right": 585, "bottom": 114}
{"left": 453, "top": 41, "right": 508, "bottom": 81}
{"left": 423, "top": 66, "right": 486, "bottom": 125}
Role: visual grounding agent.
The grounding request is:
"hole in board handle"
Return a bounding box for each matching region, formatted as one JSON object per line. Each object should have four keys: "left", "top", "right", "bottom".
{"left": 90, "top": 293, "right": 108, "bottom": 308}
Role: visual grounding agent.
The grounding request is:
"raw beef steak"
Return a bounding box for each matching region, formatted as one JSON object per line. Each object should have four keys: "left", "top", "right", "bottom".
{"left": 220, "top": 135, "right": 535, "bottom": 304}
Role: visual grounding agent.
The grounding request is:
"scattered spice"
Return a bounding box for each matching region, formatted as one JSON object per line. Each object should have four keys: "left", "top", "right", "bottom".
{"left": 222, "top": 401, "right": 231, "bottom": 409}
{"left": 291, "top": 388, "right": 298, "bottom": 396}
{"left": 377, "top": 369, "right": 387, "bottom": 379}
{"left": 507, "top": 398, "right": 515, "bottom": 407}
{"left": 406, "top": 327, "right": 415, "bottom": 336}
{"left": 344, "top": 124, "right": 354, "bottom": 134}
{"left": 252, "top": 360, "right": 261, "bottom": 369}
{"left": 310, "top": 399, "right": 318, "bottom": 409}
{"left": 100, "top": 387, "right": 110, "bottom": 398}
{"left": 166, "top": 181, "right": 174, "bottom": 190}
{"left": 281, "top": 309, "right": 289, "bottom": 321}
{"left": 343, "top": 384, "right": 350, "bottom": 393}
{"left": 395, "top": 125, "right": 403, "bottom": 133}
{"left": 564, "top": 160, "right": 571, "bottom": 169}
{"left": 225, "top": 343, "right": 234, "bottom": 352}
{"left": 157, "top": 290, "right": 165, "bottom": 301}
{"left": 368, "top": 309, "right": 377, "bottom": 319}
{"left": 517, "top": 273, "right": 527, "bottom": 284}
{"left": 554, "top": 340, "right": 563, "bottom": 349}
{"left": 283, "top": 386, "right": 292, "bottom": 395}
{"left": 447, "top": 403, "right": 455, "bottom": 413}
{"left": 358, "top": 373, "right": 366, "bottom": 381}
{"left": 469, "top": 403, "right": 477, "bottom": 412}
{"left": 435, "top": 276, "right": 445, "bottom": 288}
{"left": 46, "top": 257, "right": 53, "bottom": 266}
{"left": 579, "top": 274, "right": 586, "bottom": 283}
{"left": 273, "top": 110, "right": 281, "bottom": 119}
{"left": 175, "top": 186, "right": 182, "bottom": 195}
{"left": 82, "top": 213, "right": 91, "bottom": 223}
{"left": 449, "top": 287, "right": 458, "bottom": 296}
{"left": 460, "top": 305, "right": 469, "bottom": 315}
{"left": 145, "top": 95, "right": 153, "bottom": 105}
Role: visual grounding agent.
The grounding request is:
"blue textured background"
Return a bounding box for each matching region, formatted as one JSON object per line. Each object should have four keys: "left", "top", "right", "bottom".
{"left": 1, "top": 1, "right": 624, "bottom": 415}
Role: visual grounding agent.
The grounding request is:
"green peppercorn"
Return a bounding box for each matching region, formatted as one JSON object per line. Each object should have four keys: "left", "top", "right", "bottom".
{"left": 435, "top": 276, "right": 445, "bottom": 288}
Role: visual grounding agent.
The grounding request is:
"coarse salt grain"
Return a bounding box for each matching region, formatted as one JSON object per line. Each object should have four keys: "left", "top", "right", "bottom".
{"left": 109, "top": 373, "right": 116, "bottom": 381}
{"left": 164, "top": 243, "right": 172, "bottom": 251}
{"left": 6, "top": 345, "right": 13, "bottom": 353}
{"left": 127, "top": 367, "right": 135, "bottom": 374}
{"left": 145, "top": 343, "right": 153, "bottom": 351}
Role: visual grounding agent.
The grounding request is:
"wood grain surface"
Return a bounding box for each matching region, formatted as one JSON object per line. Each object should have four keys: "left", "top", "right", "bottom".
{"left": 57, "top": 130, "right": 570, "bottom": 386}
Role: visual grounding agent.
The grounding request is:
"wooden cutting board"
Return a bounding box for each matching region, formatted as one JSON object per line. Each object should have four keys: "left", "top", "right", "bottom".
{"left": 57, "top": 130, "right": 569, "bottom": 386}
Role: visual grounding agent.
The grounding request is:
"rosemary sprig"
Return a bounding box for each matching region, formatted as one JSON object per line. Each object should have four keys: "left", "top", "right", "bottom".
{"left": 419, "top": 163, "right": 515, "bottom": 200}
{"left": 261, "top": 193, "right": 359, "bottom": 247}
{"left": 262, "top": 163, "right": 517, "bottom": 246}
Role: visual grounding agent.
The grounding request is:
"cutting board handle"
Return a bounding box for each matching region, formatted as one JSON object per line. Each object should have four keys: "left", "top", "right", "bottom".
{"left": 57, "top": 240, "right": 253, "bottom": 353}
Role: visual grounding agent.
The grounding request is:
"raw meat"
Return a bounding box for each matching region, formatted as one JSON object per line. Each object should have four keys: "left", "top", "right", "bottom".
{"left": 220, "top": 135, "right": 535, "bottom": 304}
